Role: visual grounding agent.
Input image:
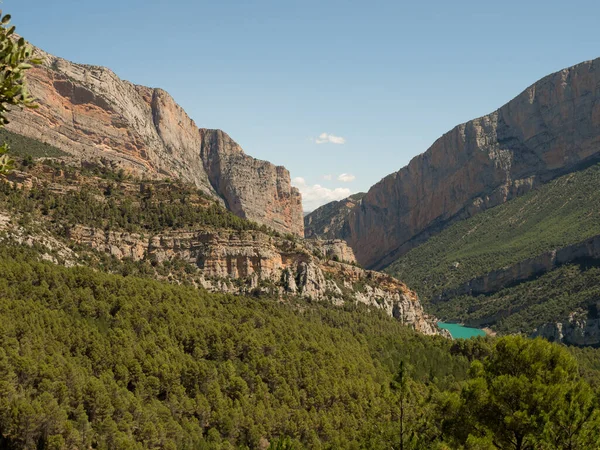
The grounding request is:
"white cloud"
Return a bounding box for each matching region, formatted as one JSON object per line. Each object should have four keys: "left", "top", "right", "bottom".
{"left": 322, "top": 174, "right": 332, "bottom": 181}
{"left": 314, "top": 132, "right": 346, "bottom": 145}
{"left": 337, "top": 173, "right": 355, "bottom": 182}
{"left": 292, "top": 177, "right": 352, "bottom": 212}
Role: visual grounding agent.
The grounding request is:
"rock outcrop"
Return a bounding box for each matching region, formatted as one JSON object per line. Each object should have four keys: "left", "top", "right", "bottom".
{"left": 6, "top": 40, "right": 303, "bottom": 236}
{"left": 433, "top": 234, "right": 600, "bottom": 302}
{"left": 304, "top": 239, "right": 357, "bottom": 264}
{"left": 532, "top": 312, "right": 600, "bottom": 347}
{"left": 304, "top": 193, "right": 364, "bottom": 239}
{"left": 315, "top": 58, "right": 600, "bottom": 268}
{"left": 66, "top": 225, "right": 440, "bottom": 335}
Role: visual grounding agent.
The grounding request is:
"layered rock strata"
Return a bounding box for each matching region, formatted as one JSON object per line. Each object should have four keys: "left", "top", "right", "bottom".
{"left": 307, "top": 58, "right": 600, "bottom": 268}
{"left": 433, "top": 234, "right": 600, "bottom": 302}
{"left": 532, "top": 314, "right": 600, "bottom": 347}
{"left": 7, "top": 40, "right": 303, "bottom": 236}
{"left": 67, "top": 225, "right": 440, "bottom": 335}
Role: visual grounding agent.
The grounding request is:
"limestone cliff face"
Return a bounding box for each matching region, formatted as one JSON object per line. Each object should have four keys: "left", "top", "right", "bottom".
{"left": 433, "top": 234, "right": 600, "bottom": 302}
{"left": 199, "top": 129, "right": 303, "bottom": 236}
{"left": 328, "top": 58, "right": 600, "bottom": 268}
{"left": 66, "top": 225, "right": 440, "bottom": 335}
{"left": 304, "top": 193, "right": 364, "bottom": 239}
{"left": 532, "top": 314, "right": 600, "bottom": 347}
{"left": 6, "top": 41, "right": 303, "bottom": 236}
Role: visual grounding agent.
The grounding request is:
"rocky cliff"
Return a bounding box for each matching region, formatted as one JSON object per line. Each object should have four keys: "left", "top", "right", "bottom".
{"left": 433, "top": 234, "right": 600, "bottom": 302}
{"left": 65, "top": 225, "right": 440, "bottom": 335}
{"left": 304, "top": 193, "right": 364, "bottom": 239}
{"left": 532, "top": 314, "right": 600, "bottom": 347}
{"left": 314, "top": 58, "right": 600, "bottom": 268}
{"left": 6, "top": 40, "right": 303, "bottom": 236}
{"left": 0, "top": 162, "right": 443, "bottom": 337}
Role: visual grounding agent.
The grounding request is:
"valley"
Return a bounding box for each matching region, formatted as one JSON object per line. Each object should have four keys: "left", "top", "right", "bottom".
{"left": 1, "top": 9, "right": 600, "bottom": 447}
{"left": 384, "top": 164, "right": 600, "bottom": 343}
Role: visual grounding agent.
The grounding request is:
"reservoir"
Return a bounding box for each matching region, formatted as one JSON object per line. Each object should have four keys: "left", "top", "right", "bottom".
{"left": 438, "top": 322, "right": 486, "bottom": 339}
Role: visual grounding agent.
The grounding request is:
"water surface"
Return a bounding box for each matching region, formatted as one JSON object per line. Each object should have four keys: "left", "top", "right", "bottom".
{"left": 438, "top": 322, "right": 486, "bottom": 339}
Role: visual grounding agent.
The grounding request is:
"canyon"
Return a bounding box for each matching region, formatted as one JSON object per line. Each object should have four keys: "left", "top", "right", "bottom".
{"left": 306, "top": 57, "right": 600, "bottom": 269}
{"left": 13, "top": 37, "right": 600, "bottom": 343}
{"left": 0, "top": 38, "right": 451, "bottom": 338}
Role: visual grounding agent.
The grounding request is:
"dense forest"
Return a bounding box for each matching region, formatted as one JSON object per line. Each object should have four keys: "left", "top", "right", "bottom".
{"left": 0, "top": 244, "right": 598, "bottom": 449}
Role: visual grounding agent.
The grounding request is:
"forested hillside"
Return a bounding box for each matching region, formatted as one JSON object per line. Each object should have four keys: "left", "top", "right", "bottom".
{"left": 0, "top": 134, "right": 596, "bottom": 448}
{"left": 0, "top": 245, "right": 599, "bottom": 449}
{"left": 386, "top": 164, "right": 600, "bottom": 338}
{"left": 433, "top": 263, "right": 600, "bottom": 337}
{"left": 0, "top": 245, "right": 451, "bottom": 449}
{"left": 0, "top": 132, "right": 443, "bottom": 334}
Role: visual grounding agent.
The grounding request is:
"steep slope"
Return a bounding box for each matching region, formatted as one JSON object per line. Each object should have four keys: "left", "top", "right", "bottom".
{"left": 315, "top": 57, "right": 600, "bottom": 268}
{"left": 6, "top": 39, "right": 303, "bottom": 236}
{"left": 304, "top": 193, "right": 364, "bottom": 239}
{"left": 0, "top": 245, "right": 472, "bottom": 449}
{"left": 435, "top": 263, "right": 600, "bottom": 346}
{"left": 386, "top": 164, "right": 600, "bottom": 344}
{"left": 0, "top": 133, "right": 442, "bottom": 336}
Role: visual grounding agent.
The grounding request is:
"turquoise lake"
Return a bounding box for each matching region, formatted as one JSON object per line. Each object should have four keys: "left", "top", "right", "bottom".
{"left": 437, "top": 322, "right": 486, "bottom": 339}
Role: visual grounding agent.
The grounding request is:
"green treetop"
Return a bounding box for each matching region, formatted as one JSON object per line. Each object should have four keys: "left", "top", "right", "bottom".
{"left": 444, "top": 336, "right": 600, "bottom": 450}
{"left": 0, "top": 10, "right": 40, "bottom": 175}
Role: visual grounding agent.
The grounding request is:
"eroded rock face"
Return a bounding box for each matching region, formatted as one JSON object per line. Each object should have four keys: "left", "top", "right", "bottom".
{"left": 199, "top": 129, "right": 303, "bottom": 236}
{"left": 532, "top": 314, "right": 600, "bottom": 347}
{"left": 304, "top": 193, "right": 364, "bottom": 239}
{"left": 304, "top": 239, "right": 357, "bottom": 264}
{"left": 323, "top": 58, "right": 600, "bottom": 268}
{"left": 67, "top": 225, "right": 440, "bottom": 335}
{"left": 433, "top": 234, "right": 600, "bottom": 302}
{"left": 6, "top": 41, "right": 303, "bottom": 236}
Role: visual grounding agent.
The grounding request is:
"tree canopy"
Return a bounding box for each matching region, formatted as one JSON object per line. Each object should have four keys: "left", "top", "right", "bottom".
{"left": 0, "top": 10, "right": 39, "bottom": 175}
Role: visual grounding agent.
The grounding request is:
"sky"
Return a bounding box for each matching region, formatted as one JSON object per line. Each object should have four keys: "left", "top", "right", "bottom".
{"left": 5, "top": 0, "right": 600, "bottom": 211}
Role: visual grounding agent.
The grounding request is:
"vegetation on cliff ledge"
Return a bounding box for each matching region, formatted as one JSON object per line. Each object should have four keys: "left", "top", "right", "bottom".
{"left": 0, "top": 134, "right": 273, "bottom": 236}
{"left": 386, "top": 164, "right": 600, "bottom": 334}
{"left": 434, "top": 263, "right": 600, "bottom": 335}
{"left": 387, "top": 164, "right": 600, "bottom": 300}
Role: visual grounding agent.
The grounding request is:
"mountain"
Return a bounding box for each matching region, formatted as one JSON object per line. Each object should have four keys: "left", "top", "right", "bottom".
{"left": 304, "top": 192, "right": 364, "bottom": 239}
{"left": 306, "top": 57, "right": 600, "bottom": 269}
{"left": 2, "top": 34, "right": 600, "bottom": 449}
{"left": 386, "top": 163, "right": 600, "bottom": 345}
{"left": 7, "top": 40, "right": 304, "bottom": 236}
{"left": 0, "top": 129, "right": 441, "bottom": 336}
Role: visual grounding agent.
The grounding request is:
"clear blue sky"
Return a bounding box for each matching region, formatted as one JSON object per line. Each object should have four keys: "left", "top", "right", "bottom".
{"left": 6, "top": 0, "right": 600, "bottom": 210}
